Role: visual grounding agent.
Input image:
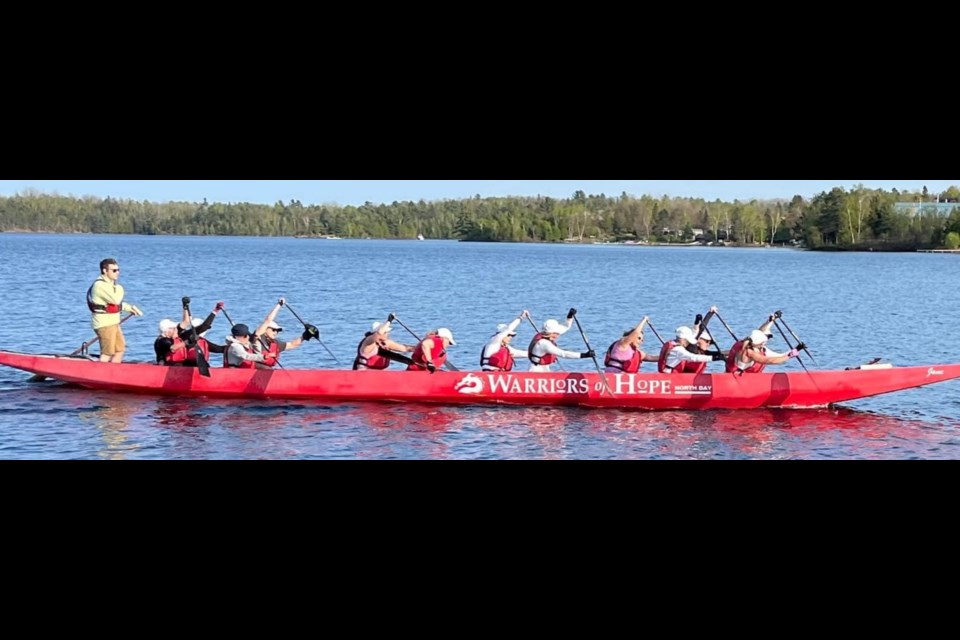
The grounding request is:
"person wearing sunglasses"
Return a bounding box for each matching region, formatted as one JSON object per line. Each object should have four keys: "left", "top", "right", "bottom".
{"left": 250, "top": 298, "right": 318, "bottom": 369}
{"left": 725, "top": 313, "right": 804, "bottom": 374}
{"left": 603, "top": 316, "right": 660, "bottom": 374}
{"left": 353, "top": 315, "right": 416, "bottom": 371}
{"left": 480, "top": 310, "right": 530, "bottom": 372}
{"left": 87, "top": 258, "right": 143, "bottom": 363}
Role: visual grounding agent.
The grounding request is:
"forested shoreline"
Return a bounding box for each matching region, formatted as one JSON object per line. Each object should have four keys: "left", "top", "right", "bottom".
{"left": 2, "top": 185, "right": 959, "bottom": 250}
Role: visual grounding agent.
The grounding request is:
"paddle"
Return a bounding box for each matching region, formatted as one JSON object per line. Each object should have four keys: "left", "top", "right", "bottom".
{"left": 771, "top": 316, "right": 809, "bottom": 373}
{"left": 694, "top": 309, "right": 727, "bottom": 359}
{"left": 694, "top": 310, "right": 716, "bottom": 342}
{"left": 646, "top": 320, "right": 666, "bottom": 346}
{"left": 389, "top": 313, "right": 460, "bottom": 372}
{"left": 283, "top": 301, "right": 340, "bottom": 365}
{"left": 526, "top": 313, "right": 563, "bottom": 371}
{"left": 27, "top": 313, "right": 136, "bottom": 382}
{"left": 380, "top": 349, "right": 416, "bottom": 368}
{"left": 774, "top": 310, "right": 817, "bottom": 366}
{"left": 569, "top": 309, "right": 615, "bottom": 398}
{"left": 712, "top": 310, "right": 741, "bottom": 344}
{"left": 183, "top": 300, "right": 212, "bottom": 377}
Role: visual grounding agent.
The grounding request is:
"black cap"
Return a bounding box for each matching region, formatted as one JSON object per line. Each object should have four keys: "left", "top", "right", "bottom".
{"left": 231, "top": 324, "right": 251, "bottom": 338}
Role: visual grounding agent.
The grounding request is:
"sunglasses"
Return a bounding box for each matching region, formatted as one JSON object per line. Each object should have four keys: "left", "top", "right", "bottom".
{"left": 108, "top": 268, "right": 120, "bottom": 273}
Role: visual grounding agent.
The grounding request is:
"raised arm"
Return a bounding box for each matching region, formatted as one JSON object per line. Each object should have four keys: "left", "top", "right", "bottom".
{"left": 758, "top": 313, "right": 776, "bottom": 337}
{"left": 256, "top": 298, "right": 286, "bottom": 336}
{"left": 619, "top": 315, "right": 649, "bottom": 348}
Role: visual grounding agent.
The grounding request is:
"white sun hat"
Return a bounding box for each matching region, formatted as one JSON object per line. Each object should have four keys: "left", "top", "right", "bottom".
{"left": 542, "top": 319, "right": 567, "bottom": 335}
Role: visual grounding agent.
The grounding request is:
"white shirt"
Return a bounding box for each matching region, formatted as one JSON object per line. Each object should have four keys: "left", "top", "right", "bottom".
{"left": 664, "top": 344, "right": 714, "bottom": 371}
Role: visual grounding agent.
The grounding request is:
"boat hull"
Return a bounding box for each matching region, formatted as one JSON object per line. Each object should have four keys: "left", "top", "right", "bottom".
{"left": 3, "top": 350, "right": 959, "bottom": 410}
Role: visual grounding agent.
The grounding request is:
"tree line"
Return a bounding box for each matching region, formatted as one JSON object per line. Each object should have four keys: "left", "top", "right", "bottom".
{"left": 2, "top": 185, "right": 959, "bottom": 250}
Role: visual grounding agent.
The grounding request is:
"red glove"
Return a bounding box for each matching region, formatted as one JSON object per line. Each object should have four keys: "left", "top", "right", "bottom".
{"left": 215, "top": 302, "right": 225, "bottom": 312}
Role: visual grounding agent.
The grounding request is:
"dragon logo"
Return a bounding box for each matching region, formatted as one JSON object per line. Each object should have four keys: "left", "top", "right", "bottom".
{"left": 454, "top": 373, "right": 484, "bottom": 395}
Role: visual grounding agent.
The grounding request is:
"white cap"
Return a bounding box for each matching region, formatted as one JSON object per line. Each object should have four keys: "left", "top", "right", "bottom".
{"left": 750, "top": 329, "right": 769, "bottom": 345}
{"left": 159, "top": 319, "right": 177, "bottom": 334}
{"left": 497, "top": 323, "right": 518, "bottom": 336}
{"left": 191, "top": 317, "right": 208, "bottom": 338}
{"left": 676, "top": 326, "right": 697, "bottom": 343}
{"left": 267, "top": 321, "right": 283, "bottom": 331}
{"left": 697, "top": 330, "right": 713, "bottom": 343}
{"left": 372, "top": 321, "right": 391, "bottom": 333}
{"left": 437, "top": 328, "right": 456, "bottom": 345}
{"left": 542, "top": 319, "right": 567, "bottom": 335}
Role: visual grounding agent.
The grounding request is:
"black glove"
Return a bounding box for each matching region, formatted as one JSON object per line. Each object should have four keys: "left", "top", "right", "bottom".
{"left": 712, "top": 351, "right": 726, "bottom": 362}
{"left": 426, "top": 362, "right": 437, "bottom": 373}
{"left": 774, "top": 310, "right": 783, "bottom": 319}
{"left": 794, "top": 342, "right": 807, "bottom": 352}
{"left": 182, "top": 296, "right": 191, "bottom": 310}
{"left": 567, "top": 308, "right": 577, "bottom": 320}
{"left": 387, "top": 313, "right": 396, "bottom": 323}
{"left": 301, "top": 324, "right": 319, "bottom": 341}
{"left": 278, "top": 298, "right": 286, "bottom": 307}
{"left": 581, "top": 350, "right": 595, "bottom": 359}
{"left": 695, "top": 314, "right": 703, "bottom": 325}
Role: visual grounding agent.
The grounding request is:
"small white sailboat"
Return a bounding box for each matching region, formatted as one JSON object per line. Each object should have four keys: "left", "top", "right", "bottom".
{"left": 417, "top": 234, "right": 425, "bottom": 241}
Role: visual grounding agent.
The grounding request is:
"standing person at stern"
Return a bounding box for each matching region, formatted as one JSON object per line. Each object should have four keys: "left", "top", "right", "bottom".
{"left": 87, "top": 258, "right": 143, "bottom": 363}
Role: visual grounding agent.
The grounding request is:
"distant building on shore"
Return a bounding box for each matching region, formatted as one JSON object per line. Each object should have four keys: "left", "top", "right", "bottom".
{"left": 894, "top": 201, "right": 960, "bottom": 218}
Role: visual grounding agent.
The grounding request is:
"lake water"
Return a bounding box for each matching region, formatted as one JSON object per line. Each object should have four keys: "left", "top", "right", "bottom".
{"left": 2, "top": 233, "right": 959, "bottom": 459}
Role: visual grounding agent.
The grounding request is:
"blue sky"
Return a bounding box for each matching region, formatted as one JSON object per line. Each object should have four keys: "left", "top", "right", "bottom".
{"left": 0, "top": 180, "right": 956, "bottom": 207}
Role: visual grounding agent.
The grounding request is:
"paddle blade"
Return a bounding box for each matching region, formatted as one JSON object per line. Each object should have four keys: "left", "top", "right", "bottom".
{"left": 197, "top": 351, "right": 212, "bottom": 378}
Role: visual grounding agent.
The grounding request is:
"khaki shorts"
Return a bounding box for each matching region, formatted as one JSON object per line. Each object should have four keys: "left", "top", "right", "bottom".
{"left": 96, "top": 323, "right": 126, "bottom": 356}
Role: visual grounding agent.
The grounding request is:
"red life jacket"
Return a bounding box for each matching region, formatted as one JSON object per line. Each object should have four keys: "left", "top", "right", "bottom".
{"left": 657, "top": 341, "right": 676, "bottom": 373}
{"left": 224, "top": 342, "right": 256, "bottom": 369}
{"left": 86, "top": 283, "right": 122, "bottom": 314}
{"left": 726, "top": 340, "right": 766, "bottom": 374}
{"left": 408, "top": 336, "right": 447, "bottom": 371}
{"left": 165, "top": 337, "right": 189, "bottom": 364}
{"left": 605, "top": 341, "right": 642, "bottom": 373}
{"left": 184, "top": 338, "right": 210, "bottom": 366}
{"left": 681, "top": 360, "right": 707, "bottom": 375}
{"left": 658, "top": 341, "right": 705, "bottom": 374}
{"left": 481, "top": 343, "right": 515, "bottom": 372}
{"left": 259, "top": 340, "right": 281, "bottom": 368}
{"left": 528, "top": 334, "right": 557, "bottom": 366}
{"left": 354, "top": 333, "right": 391, "bottom": 370}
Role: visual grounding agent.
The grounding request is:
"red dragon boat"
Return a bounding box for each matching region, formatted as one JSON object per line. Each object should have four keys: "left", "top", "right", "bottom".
{"left": 2, "top": 350, "right": 959, "bottom": 410}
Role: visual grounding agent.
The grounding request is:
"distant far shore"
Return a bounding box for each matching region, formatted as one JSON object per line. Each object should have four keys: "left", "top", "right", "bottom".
{"left": 3, "top": 231, "right": 952, "bottom": 253}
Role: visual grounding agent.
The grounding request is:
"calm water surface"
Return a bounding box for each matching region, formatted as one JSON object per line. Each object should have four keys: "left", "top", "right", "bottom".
{"left": 1, "top": 234, "right": 959, "bottom": 460}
